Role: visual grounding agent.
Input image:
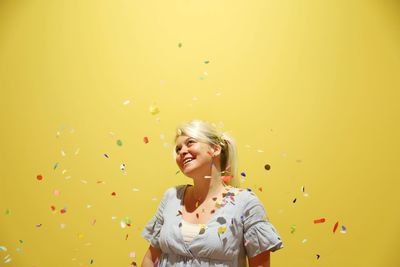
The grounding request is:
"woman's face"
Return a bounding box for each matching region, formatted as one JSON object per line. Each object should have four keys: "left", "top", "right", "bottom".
{"left": 175, "top": 135, "right": 214, "bottom": 177}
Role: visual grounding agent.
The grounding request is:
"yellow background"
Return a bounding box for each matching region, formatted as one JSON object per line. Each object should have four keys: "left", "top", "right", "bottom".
{"left": 0, "top": 0, "right": 399, "bottom": 266}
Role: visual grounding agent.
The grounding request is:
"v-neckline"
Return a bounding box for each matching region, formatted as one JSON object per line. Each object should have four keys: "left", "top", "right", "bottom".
{"left": 178, "top": 184, "right": 234, "bottom": 249}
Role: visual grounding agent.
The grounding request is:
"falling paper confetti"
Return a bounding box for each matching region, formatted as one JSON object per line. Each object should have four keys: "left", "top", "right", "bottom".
{"left": 314, "top": 218, "right": 326, "bottom": 224}
{"left": 316, "top": 254, "right": 320, "bottom": 260}
{"left": 123, "top": 100, "right": 130, "bottom": 105}
{"left": 333, "top": 221, "right": 339, "bottom": 233}
{"left": 264, "top": 164, "right": 271, "bottom": 170}
{"left": 116, "top": 139, "right": 123, "bottom": 146}
{"left": 340, "top": 225, "right": 347, "bottom": 233}
{"left": 36, "top": 175, "right": 43, "bottom": 181}
{"left": 54, "top": 190, "right": 60, "bottom": 196}
{"left": 149, "top": 104, "right": 160, "bottom": 115}
{"left": 0, "top": 246, "right": 7, "bottom": 251}
{"left": 143, "top": 136, "right": 149, "bottom": 144}
{"left": 218, "top": 225, "right": 227, "bottom": 235}
{"left": 290, "top": 224, "right": 296, "bottom": 233}
{"left": 129, "top": 252, "right": 136, "bottom": 258}
{"left": 240, "top": 172, "right": 246, "bottom": 177}
{"left": 204, "top": 60, "right": 210, "bottom": 64}
{"left": 178, "top": 42, "right": 182, "bottom": 48}
{"left": 60, "top": 208, "right": 67, "bottom": 214}
{"left": 111, "top": 192, "right": 117, "bottom": 196}
{"left": 104, "top": 153, "right": 109, "bottom": 158}
{"left": 120, "top": 163, "right": 126, "bottom": 172}
{"left": 53, "top": 162, "right": 59, "bottom": 170}
{"left": 221, "top": 176, "right": 233, "bottom": 183}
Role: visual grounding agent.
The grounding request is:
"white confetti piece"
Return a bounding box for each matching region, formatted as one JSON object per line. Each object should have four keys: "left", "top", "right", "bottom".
{"left": 123, "top": 100, "right": 130, "bottom": 105}
{"left": 61, "top": 149, "right": 66, "bottom": 157}
{"left": 132, "top": 188, "right": 139, "bottom": 192}
{"left": 111, "top": 216, "right": 117, "bottom": 220}
{"left": 256, "top": 149, "right": 264, "bottom": 153}
{"left": 60, "top": 223, "right": 66, "bottom": 229}
{"left": 151, "top": 197, "right": 158, "bottom": 201}
{"left": 80, "top": 180, "right": 88, "bottom": 184}
{"left": 0, "top": 246, "right": 7, "bottom": 251}
{"left": 62, "top": 169, "right": 67, "bottom": 174}
{"left": 215, "top": 92, "right": 222, "bottom": 96}
{"left": 74, "top": 148, "right": 80, "bottom": 155}
{"left": 86, "top": 204, "right": 92, "bottom": 208}
{"left": 129, "top": 251, "right": 136, "bottom": 258}
{"left": 302, "top": 239, "right": 308, "bottom": 243}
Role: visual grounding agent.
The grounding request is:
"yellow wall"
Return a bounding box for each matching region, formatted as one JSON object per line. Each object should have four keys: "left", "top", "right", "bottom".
{"left": 0, "top": 0, "right": 399, "bottom": 266}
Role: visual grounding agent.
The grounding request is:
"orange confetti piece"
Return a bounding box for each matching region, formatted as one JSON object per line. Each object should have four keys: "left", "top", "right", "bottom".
{"left": 333, "top": 221, "right": 339, "bottom": 233}
{"left": 36, "top": 174, "right": 43, "bottom": 181}
{"left": 111, "top": 192, "right": 116, "bottom": 196}
{"left": 258, "top": 187, "right": 263, "bottom": 192}
{"left": 221, "top": 176, "right": 233, "bottom": 182}
{"left": 60, "top": 208, "right": 67, "bottom": 214}
{"left": 50, "top": 205, "right": 56, "bottom": 211}
{"left": 314, "top": 218, "right": 326, "bottom": 224}
{"left": 143, "top": 136, "right": 149, "bottom": 144}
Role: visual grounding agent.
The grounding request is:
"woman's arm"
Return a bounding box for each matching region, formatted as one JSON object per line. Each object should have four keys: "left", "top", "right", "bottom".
{"left": 141, "top": 245, "right": 161, "bottom": 267}
{"left": 248, "top": 250, "right": 271, "bottom": 267}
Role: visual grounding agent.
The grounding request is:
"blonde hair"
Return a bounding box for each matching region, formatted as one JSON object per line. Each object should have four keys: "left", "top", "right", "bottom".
{"left": 174, "top": 120, "right": 239, "bottom": 187}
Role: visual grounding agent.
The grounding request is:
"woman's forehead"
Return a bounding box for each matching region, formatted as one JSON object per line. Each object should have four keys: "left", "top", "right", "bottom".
{"left": 175, "top": 135, "right": 193, "bottom": 144}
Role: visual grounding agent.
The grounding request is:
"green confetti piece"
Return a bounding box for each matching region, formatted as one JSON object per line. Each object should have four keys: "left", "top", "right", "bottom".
{"left": 18, "top": 240, "right": 23, "bottom": 244}
{"left": 290, "top": 224, "right": 296, "bottom": 234}
{"left": 204, "top": 60, "right": 210, "bottom": 64}
{"left": 178, "top": 42, "right": 182, "bottom": 48}
{"left": 116, "top": 139, "right": 123, "bottom": 146}
{"left": 53, "top": 162, "right": 59, "bottom": 170}
{"left": 90, "top": 259, "right": 94, "bottom": 264}
{"left": 5, "top": 209, "right": 10, "bottom": 215}
{"left": 199, "top": 76, "right": 204, "bottom": 80}
{"left": 175, "top": 170, "right": 180, "bottom": 175}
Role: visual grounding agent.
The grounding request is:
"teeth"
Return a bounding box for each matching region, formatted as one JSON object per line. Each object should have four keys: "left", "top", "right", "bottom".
{"left": 184, "top": 158, "right": 193, "bottom": 165}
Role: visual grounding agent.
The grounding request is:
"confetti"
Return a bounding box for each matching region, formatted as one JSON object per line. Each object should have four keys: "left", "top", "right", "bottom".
{"left": 199, "top": 224, "right": 206, "bottom": 234}
{"left": 4, "top": 255, "right": 11, "bottom": 263}
{"left": 221, "top": 176, "right": 233, "bottom": 183}
{"left": 116, "top": 139, "right": 123, "bottom": 146}
{"left": 129, "top": 251, "right": 136, "bottom": 258}
{"left": 54, "top": 190, "right": 60, "bottom": 196}
{"left": 50, "top": 205, "right": 56, "bottom": 211}
{"left": 258, "top": 187, "right": 263, "bottom": 192}
{"left": 314, "top": 218, "right": 326, "bottom": 224}
{"left": 90, "top": 259, "right": 94, "bottom": 264}
{"left": 5, "top": 209, "right": 10, "bottom": 215}
{"left": 175, "top": 170, "right": 180, "bottom": 175}
{"left": 178, "top": 42, "right": 182, "bottom": 48}
{"left": 256, "top": 149, "right": 264, "bottom": 153}
{"left": 240, "top": 172, "right": 246, "bottom": 177}
{"left": 36, "top": 174, "right": 43, "bottom": 181}
{"left": 264, "top": 164, "right": 271, "bottom": 170}
{"left": 104, "top": 153, "right": 109, "bottom": 158}
{"left": 293, "top": 198, "right": 297, "bottom": 203}
{"left": 60, "top": 208, "right": 67, "bottom": 214}
{"left": 62, "top": 169, "right": 67, "bottom": 174}
{"left": 290, "top": 224, "right": 296, "bottom": 233}
{"left": 60, "top": 149, "right": 66, "bottom": 157}
{"left": 302, "top": 239, "right": 308, "bottom": 243}
{"left": 316, "top": 254, "right": 320, "bottom": 260}
{"left": 74, "top": 148, "right": 80, "bottom": 155}
{"left": 340, "top": 225, "right": 347, "bottom": 233}
{"left": 0, "top": 246, "right": 6, "bottom": 251}
{"left": 149, "top": 104, "right": 160, "bottom": 115}
{"left": 333, "top": 221, "right": 339, "bottom": 233}
{"left": 120, "top": 163, "right": 126, "bottom": 172}
{"left": 143, "top": 136, "right": 149, "bottom": 144}
{"left": 204, "top": 60, "right": 210, "bottom": 64}
{"left": 131, "top": 261, "right": 137, "bottom": 266}
{"left": 132, "top": 188, "right": 139, "bottom": 192}
{"left": 92, "top": 219, "right": 96, "bottom": 226}
{"left": 53, "top": 162, "right": 59, "bottom": 170}
{"left": 218, "top": 225, "right": 227, "bottom": 235}
{"left": 123, "top": 100, "right": 130, "bottom": 105}
{"left": 35, "top": 224, "right": 42, "bottom": 228}
{"left": 111, "top": 192, "right": 117, "bottom": 196}
{"left": 204, "top": 175, "right": 212, "bottom": 179}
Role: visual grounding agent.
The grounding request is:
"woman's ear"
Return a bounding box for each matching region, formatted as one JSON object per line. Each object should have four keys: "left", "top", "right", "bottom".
{"left": 210, "top": 145, "right": 222, "bottom": 157}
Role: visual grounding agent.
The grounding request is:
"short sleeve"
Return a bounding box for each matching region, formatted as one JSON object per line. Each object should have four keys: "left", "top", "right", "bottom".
{"left": 243, "top": 192, "right": 283, "bottom": 257}
{"left": 141, "top": 187, "right": 172, "bottom": 249}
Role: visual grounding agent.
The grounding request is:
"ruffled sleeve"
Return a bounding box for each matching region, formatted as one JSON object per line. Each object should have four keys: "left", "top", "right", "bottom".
{"left": 243, "top": 191, "right": 283, "bottom": 257}
{"left": 141, "top": 188, "right": 171, "bottom": 249}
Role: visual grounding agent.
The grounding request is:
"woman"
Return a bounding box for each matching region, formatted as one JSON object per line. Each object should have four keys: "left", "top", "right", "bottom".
{"left": 141, "top": 120, "right": 283, "bottom": 267}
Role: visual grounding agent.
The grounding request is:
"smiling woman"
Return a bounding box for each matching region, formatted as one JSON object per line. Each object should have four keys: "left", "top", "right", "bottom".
{"left": 141, "top": 120, "right": 283, "bottom": 267}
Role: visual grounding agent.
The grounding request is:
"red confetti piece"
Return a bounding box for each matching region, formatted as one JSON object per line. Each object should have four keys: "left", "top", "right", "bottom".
{"left": 60, "top": 208, "right": 67, "bottom": 214}
{"left": 333, "top": 221, "right": 339, "bottom": 233}
{"left": 221, "top": 176, "right": 233, "bottom": 182}
{"left": 143, "top": 136, "right": 149, "bottom": 144}
{"left": 111, "top": 192, "right": 116, "bottom": 196}
{"left": 36, "top": 174, "right": 43, "bottom": 181}
{"left": 314, "top": 218, "right": 326, "bottom": 224}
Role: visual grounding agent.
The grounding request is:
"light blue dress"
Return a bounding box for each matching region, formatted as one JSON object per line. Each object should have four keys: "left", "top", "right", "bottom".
{"left": 142, "top": 184, "right": 283, "bottom": 266}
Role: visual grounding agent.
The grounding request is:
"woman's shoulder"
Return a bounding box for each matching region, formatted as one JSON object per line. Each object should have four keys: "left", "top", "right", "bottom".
{"left": 162, "top": 184, "right": 188, "bottom": 198}
{"left": 230, "top": 187, "right": 263, "bottom": 205}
